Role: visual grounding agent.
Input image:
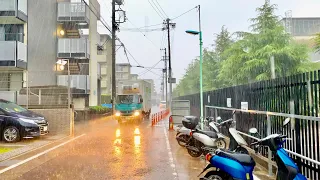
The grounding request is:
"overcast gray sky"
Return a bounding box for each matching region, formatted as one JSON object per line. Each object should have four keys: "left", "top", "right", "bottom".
{"left": 97, "top": 0, "right": 320, "bottom": 92}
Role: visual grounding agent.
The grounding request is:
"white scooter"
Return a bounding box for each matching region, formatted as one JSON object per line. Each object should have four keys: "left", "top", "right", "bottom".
{"left": 176, "top": 116, "right": 222, "bottom": 147}
{"left": 181, "top": 116, "right": 231, "bottom": 158}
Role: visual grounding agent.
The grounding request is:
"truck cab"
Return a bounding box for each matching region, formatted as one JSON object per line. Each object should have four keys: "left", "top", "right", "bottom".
{"left": 115, "top": 94, "right": 145, "bottom": 124}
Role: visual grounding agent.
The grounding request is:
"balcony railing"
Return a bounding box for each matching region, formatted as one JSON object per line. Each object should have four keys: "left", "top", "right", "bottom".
{"left": 57, "top": 38, "right": 90, "bottom": 59}
{"left": 57, "top": 75, "right": 90, "bottom": 93}
{"left": 0, "top": 0, "right": 27, "bottom": 23}
{"left": 57, "top": 2, "right": 90, "bottom": 26}
{"left": 0, "top": 41, "right": 27, "bottom": 69}
{"left": 0, "top": 33, "right": 24, "bottom": 42}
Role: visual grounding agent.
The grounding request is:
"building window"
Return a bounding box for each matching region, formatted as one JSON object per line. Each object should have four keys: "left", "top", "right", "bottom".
{"left": 116, "top": 66, "right": 123, "bottom": 72}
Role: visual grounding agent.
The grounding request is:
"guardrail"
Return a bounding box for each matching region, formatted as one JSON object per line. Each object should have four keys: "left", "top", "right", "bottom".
{"left": 205, "top": 105, "right": 320, "bottom": 179}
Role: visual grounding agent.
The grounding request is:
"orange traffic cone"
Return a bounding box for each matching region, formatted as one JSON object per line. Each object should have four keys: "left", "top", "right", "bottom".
{"left": 169, "top": 115, "right": 173, "bottom": 130}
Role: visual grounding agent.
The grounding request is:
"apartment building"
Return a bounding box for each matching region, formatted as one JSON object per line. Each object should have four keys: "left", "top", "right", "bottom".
{"left": 0, "top": 0, "right": 105, "bottom": 107}
{"left": 282, "top": 17, "right": 320, "bottom": 61}
{"left": 0, "top": 0, "right": 27, "bottom": 99}
{"left": 96, "top": 34, "right": 112, "bottom": 95}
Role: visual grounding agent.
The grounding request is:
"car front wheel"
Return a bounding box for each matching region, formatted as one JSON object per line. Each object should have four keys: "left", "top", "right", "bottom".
{"left": 3, "top": 126, "right": 20, "bottom": 143}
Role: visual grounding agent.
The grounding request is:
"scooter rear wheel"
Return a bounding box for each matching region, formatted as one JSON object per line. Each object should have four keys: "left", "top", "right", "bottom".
{"left": 204, "top": 171, "right": 233, "bottom": 180}
{"left": 235, "top": 146, "right": 249, "bottom": 154}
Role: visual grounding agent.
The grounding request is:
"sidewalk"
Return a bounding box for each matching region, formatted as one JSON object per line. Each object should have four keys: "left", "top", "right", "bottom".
{"left": 167, "top": 124, "right": 274, "bottom": 180}
{"left": 0, "top": 134, "right": 68, "bottom": 162}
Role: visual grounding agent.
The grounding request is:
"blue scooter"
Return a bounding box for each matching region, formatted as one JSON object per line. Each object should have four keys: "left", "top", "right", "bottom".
{"left": 199, "top": 118, "right": 307, "bottom": 180}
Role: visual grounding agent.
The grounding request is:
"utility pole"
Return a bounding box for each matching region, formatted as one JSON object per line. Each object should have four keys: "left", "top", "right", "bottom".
{"left": 164, "top": 48, "right": 168, "bottom": 106}
{"left": 165, "top": 18, "right": 175, "bottom": 111}
{"left": 161, "top": 48, "right": 168, "bottom": 106}
{"left": 111, "top": 0, "right": 126, "bottom": 114}
{"left": 111, "top": 0, "right": 116, "bottom": 114}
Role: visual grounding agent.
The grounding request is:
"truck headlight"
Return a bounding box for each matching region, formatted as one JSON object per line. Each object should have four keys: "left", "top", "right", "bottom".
{"left": 115, "top": 112, "right": 121, "bottom": 116}
{"left": 134, "top": 111, "right": 140, "bottom": 116}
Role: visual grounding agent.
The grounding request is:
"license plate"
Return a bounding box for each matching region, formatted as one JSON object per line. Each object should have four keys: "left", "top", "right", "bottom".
{"left": 43, "top": 126, "right": 48, "bottom": 131}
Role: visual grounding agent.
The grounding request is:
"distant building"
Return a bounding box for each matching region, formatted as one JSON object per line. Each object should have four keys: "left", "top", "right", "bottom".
{"left": 282, "top": 17, "right": 320, "bottom": 61}
{"left": 116, "top": 63, "right": 131, "bottom": 80}
{"left": 130, "top": 74, "right": 138, "bottom": 80}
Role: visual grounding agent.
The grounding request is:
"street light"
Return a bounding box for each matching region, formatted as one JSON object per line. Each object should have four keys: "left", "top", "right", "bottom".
{"left": 59, "top": 29, "right": 65, "bottom": 36}
{"left": 185, "top": 5, "right": 204, "bottom": 130}
{"left": 56, "top": 59, "right": 73, "bottom": 136}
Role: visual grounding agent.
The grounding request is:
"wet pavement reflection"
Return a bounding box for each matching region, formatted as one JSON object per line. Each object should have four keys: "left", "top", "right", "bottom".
{"left": 0, "top": 106, "right": 212, "bottom": 180}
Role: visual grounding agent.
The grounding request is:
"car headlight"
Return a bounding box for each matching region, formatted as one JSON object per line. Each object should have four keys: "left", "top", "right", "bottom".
{"left": 19, "top": 118, "right": 37, "bottom": 125}
{"left": 115, "top": 112, "right": 121, "bottom": 116}
{"left": 134, "top": 111, "right": 140, "bottom": 116}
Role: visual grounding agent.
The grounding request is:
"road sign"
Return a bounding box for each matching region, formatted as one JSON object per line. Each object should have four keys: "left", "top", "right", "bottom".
{"left": 168, "top": 78, "right": 176, "bottom": 83}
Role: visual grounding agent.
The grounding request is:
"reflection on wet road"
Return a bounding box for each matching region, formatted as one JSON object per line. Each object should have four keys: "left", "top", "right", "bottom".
{"left": 0, "top": 113, "right": 179, "bottom": 180}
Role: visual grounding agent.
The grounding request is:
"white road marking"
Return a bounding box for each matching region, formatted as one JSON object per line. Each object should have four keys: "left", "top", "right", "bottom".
{"left": 0, "top": 134, "right": 86, "bottom": 174}
{"left": 163, "top": 128, "right": 178, "bottom": 179}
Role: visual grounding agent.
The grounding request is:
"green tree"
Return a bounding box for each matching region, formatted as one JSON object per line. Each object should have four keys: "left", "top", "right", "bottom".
{"left": 219, "top": 0, "right": 310, "bottom": 85}
{"left": 214, "top": 25, "right": 234, "bottom": 58}
{"left": 314, "top": 33, "right": 320, "bottom": 52}
{"left": 173, "top": 26, "right": 234, "bottom": 96}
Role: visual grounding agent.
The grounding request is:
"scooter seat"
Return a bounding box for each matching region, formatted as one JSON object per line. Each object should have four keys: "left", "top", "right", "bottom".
{"left": 216, "top": 149, "right": 255, "bottom": 166}
{"left": 197, "top": 129, "right": 218, "bottom": 138}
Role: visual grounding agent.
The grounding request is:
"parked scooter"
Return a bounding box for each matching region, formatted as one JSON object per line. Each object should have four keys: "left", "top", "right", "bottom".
{"left": 228, "top": 117, "right": 251, "bottom": 154}
{"left": 176, "top": 116, "right": 222, "bottom": 147}
{"left": 199, "top": 118, "right": 307, "bottom": 180}
{"left": 249, "top": 118, "right": 306, "bottom": 180}
{"left": 182, "top": 116, "right": 228, "bottom": 157}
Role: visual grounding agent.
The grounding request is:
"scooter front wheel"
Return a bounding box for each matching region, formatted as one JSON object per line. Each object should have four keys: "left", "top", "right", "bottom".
{"left": 187, "top": 148, "right": 202, "bottom": 157}
{"left": 204, "top": 171, "right": 233, "bottom": 180}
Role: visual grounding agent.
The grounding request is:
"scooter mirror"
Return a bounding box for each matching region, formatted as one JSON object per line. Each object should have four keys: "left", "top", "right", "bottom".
{"left": 249, "top": 128, "right": 258, "bottom": 134}
{"left": 216, "top": 116, "right": 222, "bottom": 123}
{"left": 283, "top": 118, "right": 291, "bottom": 127}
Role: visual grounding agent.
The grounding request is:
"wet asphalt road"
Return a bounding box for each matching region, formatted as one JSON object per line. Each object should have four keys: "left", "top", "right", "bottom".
{"left": 0, "top": 107, "right": 185, "bottom": 180}
{"left": 0, "top": 106, "right": 270, "bottom": 180}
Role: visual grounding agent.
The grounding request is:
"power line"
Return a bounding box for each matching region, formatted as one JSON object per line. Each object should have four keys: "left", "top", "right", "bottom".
{"left": 120, "top": 27, "right": 163, "bottom": 32}
{"left": 126, "top": 19, "right": 159, "bottom": 48}
{"left": 82, "top": 0, "right": 145, "bottom": 68}
{"left": 172, "top": 6, "right": 198, "bottom": 20}
{"left": 138, "top": 60, "right": 162, "bottom": 76}
{"left": 122, "top": 44, "right": 142, "bottom": 66}
{"left": 148, "top": 0, "right": 165, "bottom": 19}
{"left": 154, "top": 0, "right": 168, "bottom": 18}
{"left": 132, "top": 23, "right": 163, "bottom": 29}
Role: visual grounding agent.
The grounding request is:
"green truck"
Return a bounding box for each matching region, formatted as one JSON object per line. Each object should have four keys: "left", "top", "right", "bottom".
{"left": 114, "top": 80, "right": 151, "bottom": 124}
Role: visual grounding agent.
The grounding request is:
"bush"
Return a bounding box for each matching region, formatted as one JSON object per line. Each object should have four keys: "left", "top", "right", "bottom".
{"left": 89, "top": 106, "right": 111, "bottom": 114}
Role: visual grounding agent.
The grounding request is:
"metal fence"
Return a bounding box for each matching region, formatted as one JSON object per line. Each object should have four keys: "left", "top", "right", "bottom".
{"left": 176, "top": 70, "right": 320, "bottom": 179}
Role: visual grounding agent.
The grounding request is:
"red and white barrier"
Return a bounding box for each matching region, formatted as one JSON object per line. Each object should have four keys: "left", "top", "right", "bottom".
{"left": 151, "top": 109, "right": 170, "bottom": 126}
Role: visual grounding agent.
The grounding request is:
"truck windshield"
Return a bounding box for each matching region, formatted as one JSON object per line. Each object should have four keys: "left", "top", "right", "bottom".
{"left": 117, "top": 95, "right": 139, "bottom": 104}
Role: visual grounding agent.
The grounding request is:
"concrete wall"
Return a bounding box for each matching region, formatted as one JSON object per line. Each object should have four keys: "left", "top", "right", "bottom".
{"left": 27, "top": 0, "right": 57, "bottom": 86}
{"left": 32, "top": 109, "right": 71, "bottom": 134}
{"left": 73, "top": 97, "right": 86, "bottom": 110}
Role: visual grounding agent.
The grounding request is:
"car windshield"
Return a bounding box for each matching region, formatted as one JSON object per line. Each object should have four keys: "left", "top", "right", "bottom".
{"left": 116, "top": 95, "right": 139, "bottom": 104}
{"left": 0, "top": 101, "right": 27, "bottom": 113}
